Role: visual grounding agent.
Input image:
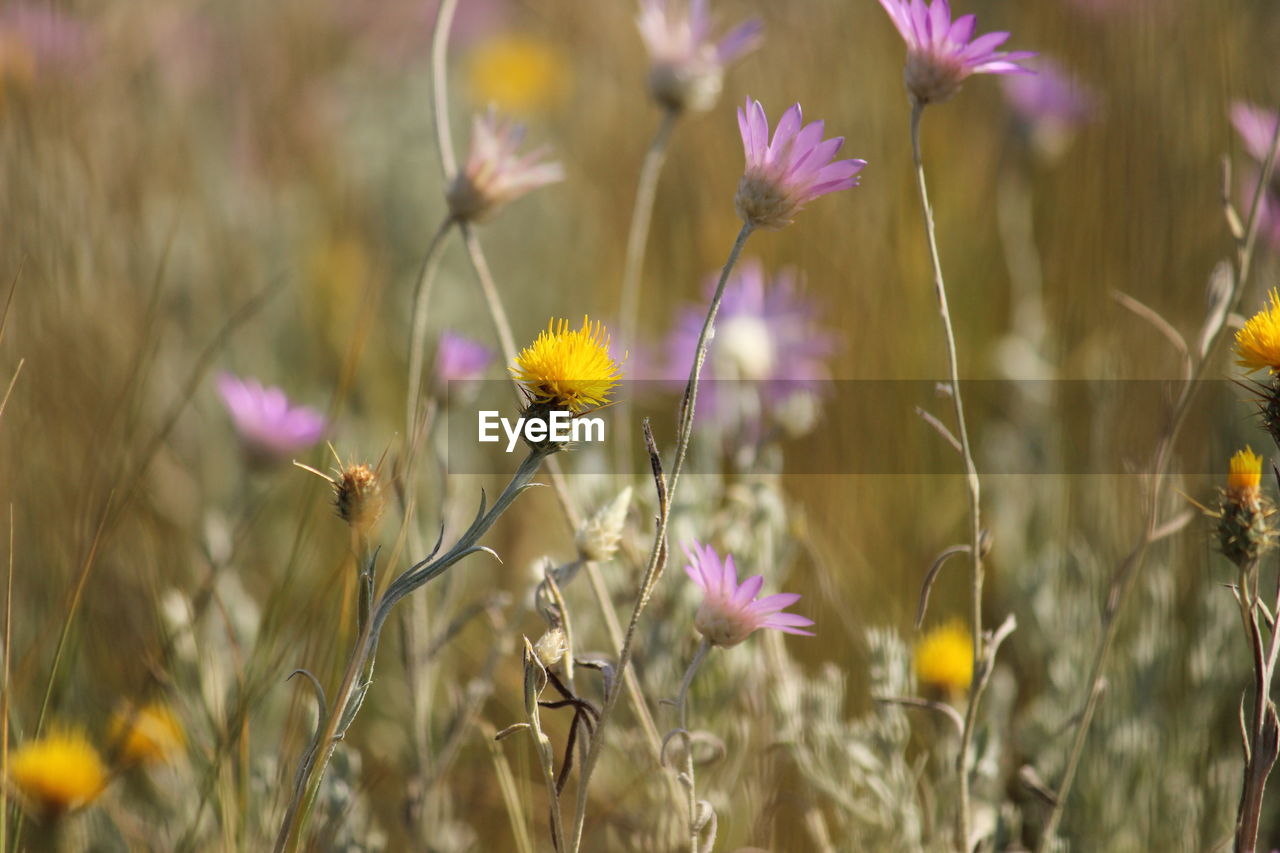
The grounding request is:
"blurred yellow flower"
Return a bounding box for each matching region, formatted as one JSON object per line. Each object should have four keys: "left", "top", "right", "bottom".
{"left": 109, "top": 702, "right": 186, "bottom": 766}
{"left": 914, "top": 621, "right": 973, "bottom": 692}
{"left": 511, "top": 316, "right": 620, "bottom": 413}
{"left": 1229, "top": 446, "right": 1264, "bottom": 498}
{"left": 1236, "top": 288, "right": 1280, "bottom": 372}
{"left": 466, "top": 34, "right": 569, "bottom": 115}
{"left": 9, "top": 729, "right": 108, "bottom": 818}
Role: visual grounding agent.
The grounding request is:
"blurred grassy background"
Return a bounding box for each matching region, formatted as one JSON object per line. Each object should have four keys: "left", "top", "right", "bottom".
{"left": 3, "top": 0, "right": 1280, "bottom": 849}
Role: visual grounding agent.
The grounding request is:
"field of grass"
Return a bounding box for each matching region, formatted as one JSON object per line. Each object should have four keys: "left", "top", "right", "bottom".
{"left": 3, "top": 0, "right": 1280, "bottom": 850}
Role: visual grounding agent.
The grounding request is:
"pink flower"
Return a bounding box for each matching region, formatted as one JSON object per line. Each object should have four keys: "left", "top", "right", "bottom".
{"left": 684, "top": 541, "right": 814, "bottom": 647}
{"left": 733, "top": 98, "right": 866, "bottom": 230}
{"left": 636, "top": 0, "right": 761, "bottom": 113}
{"left": 446, "top": 109, "right": 565, "bottom": 223}
{"left": 217, "top": 373, "right": 327, "bottom": 464}
{"left": 1231, "top": 103, "right": 1280, "bottom": 251}
{"left": 435, "top": 331, "right": 495, "bottom": 383}
{"left": 878, "top": 0, "right": 1034, "bottom": 105}
{"left": 1001, "top": 57, "right": 1095, "bottom": 159}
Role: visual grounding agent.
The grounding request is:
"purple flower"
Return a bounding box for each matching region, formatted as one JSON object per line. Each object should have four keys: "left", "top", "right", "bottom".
{"left": 636, "top": 0, "right": 761, "bottom": 113}
{"left": 734, "top": 98, "right": 866, "bottom": 230}
{"left": 1001, "top": 58, "right": 1095, "bottom": 158}
{"left": 1231, "top": 103, "right": 1280, "bottom": 251}
{"left": 435, "top": 331, "right": 495, "bottom": 383}
{"left": 878, "top": 0, "right": 1034, "bottom": 105}
{"left": 684, "top": 541, "right": 814, "bottom": 647}
{"left": 666, "top": 259, "right": 835, "bottom": 425}
{"left": 446, "top": 109, "right": 564, "bottom": 223}
{"left": 217, "top": 373, "right": 327, "bottom": 464}
{"left": 0, "top": 3, "right": 92, "bottom": 76}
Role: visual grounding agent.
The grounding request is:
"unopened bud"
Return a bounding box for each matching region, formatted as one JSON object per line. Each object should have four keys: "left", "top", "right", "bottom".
{"left": 335, "top": 463, "right": 385, "bottom": 537}
{"left": 533, "top": 626, "right": 567, "bottom": 668}
{"left": 1218, "top": 447, "right": 1274, "bottom": 570}
{"left": 576, "top": 486, "right": 632, "bottom": 562}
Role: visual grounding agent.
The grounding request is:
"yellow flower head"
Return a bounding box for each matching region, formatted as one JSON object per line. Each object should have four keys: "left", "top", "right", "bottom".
{"left": 8, "top": 729, "right": 108, "bottom": 818}
{"left": 1235, "top": 288, "right": 1280, "bottom": 372}
{"left": 914, "top": 621, "right": 973, "bottom": 692}
{"left": 109, "top": 702, "right": 186, "bottom": 766}
{"left": 466, "top": 34, "right": 570, "bottom": 115}
{"left": 1229, "top": 446, "right": 1264, "bottom": 499}
{"left": 511, "top": 316, "right": 620, "bottom": 413}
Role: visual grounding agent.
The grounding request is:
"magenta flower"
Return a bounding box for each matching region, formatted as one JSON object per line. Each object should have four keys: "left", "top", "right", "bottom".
{"left": 636, "top": 0, "right": 761, "bottom": 113}
{"left": 1231, "top": 103, "right": 1280, "bottom": 250}
{"left": 1001, "top": 58, "right": 1095, "bottom": 159}
{"left": 446, "top": 109, "right": 565, "bottom": 223}
{"left": 683, "top": 541, "right": 814, "bottom": 647}
{"left": 878, "top": 0, "right": 1034, "bottom": 105}
{"left": 435, "top": 331, "right": 495, "bottom": 382}
{"left": 665, "top": 259, "right": 835, "bottom": 429}
{"left": 734, "top": 98, "right": 866, "bottom": 230}
{"left": 217, "top": 373, "right": 327, "bottom": 464}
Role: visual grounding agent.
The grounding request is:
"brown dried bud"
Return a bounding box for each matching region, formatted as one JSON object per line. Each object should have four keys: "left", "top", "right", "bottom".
{"left": 335, "top": 463, "right": 384, "bottom": 537}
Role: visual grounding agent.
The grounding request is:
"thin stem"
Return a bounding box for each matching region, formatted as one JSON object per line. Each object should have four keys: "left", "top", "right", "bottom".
{"left": 674, "top": 638, "right": 712, "bottom": 853}
{"left": 616, "top": 110, "right": 679, "bottom": 463}
{"left": 567, "top": 223, "right": 753, "bottom": 852}
{"left": 430, "top": 0, "right": 458, "bottom": 182}
{"left": 909, "top": 101, "right": 984, "bottom": 853}
{"left": 405, "top": 216, "right": 456, "bottom": 456}
{"left": 1038, "top": 103, "right": 1280, "bottom": 848}
{"left": 273, "top": 451, "right": 548, "bottom": 852}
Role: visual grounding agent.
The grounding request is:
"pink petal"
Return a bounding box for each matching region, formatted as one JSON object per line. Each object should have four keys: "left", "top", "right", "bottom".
{"left": 769, "top": 103, "right": 803, "bottom": 158}
{"left": 732, "top": 574, "right": 765, "bottom": 607}
{"left": 959, "top": 30, "right": 1010, "bottom": 61}
{"left": 947, "top": 13, "right": 976, "bottom": 46}
{"left": 752, "top": 592, "right": 802, "bottom": 613}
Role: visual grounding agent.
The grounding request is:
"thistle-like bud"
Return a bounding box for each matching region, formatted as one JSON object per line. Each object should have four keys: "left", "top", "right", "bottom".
{"left": 533, "top": 626, "right": 567, "bottom": 668}
{"left": 575, "top": 486, "right": 632, "bottom": 563}
{"left": 1218, "top": 447, "right": 1274, "bottom": 570}
{"left": 334, "top": 463, "right": 385, "bottom": 538}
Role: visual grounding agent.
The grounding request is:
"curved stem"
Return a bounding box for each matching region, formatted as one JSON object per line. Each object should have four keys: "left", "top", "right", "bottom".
{"left": 1038, "top": 102, "right": 1280, "bottom": 850}
{"left": 430, "top": 0, "right": 458, "bottom": 182}
{"left": 909, "top": 101, "right": 984, "bottom": 853}
{"left": 567, "top": 223, "right": 753, "bottom": 852}
{"left": 405, "top": 216, "right": 456, "bottom": 455}
{"left": 674, "top": 638, "right": 711, "bottom": 853}
{"left": 616, "top": 110, "right": 679, "bottom": 463}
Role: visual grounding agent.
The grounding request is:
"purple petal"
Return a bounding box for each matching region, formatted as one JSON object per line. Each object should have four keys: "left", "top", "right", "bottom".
{"left": 928, "top": 0, "right": 951, "bottom": 45}
{"left": 732, "top": 574, "right": 765, "bottom": 606}
{"left": 959, "top": 30, "right": 1011, "bottom": 61}
{"left": 717, "top": 18, "right": 762, "bottom": 64}
{"left": 752, "top": 592, "right": 802, "bottom": 613}
{"left": 749, "top": 99, "right": 769, "bottom": 162}
{"left": 769, "top": 103, "right": 803, "bottom": 158}
{"left": 762, "top": 612, "right": 815, "bottom": 629}
{"left": 947, "top": 13, "right": 976, "bottom": 45}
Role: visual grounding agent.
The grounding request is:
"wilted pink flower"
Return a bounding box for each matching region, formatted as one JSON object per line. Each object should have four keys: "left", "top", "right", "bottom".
{"left": 684, "top": 541, "right": 814, "bottom": 647}
{"left": 878, "top": 0, "right": 1034, "bottom": 105}
{"left": 1230, "top": 103, "right": 1280, "bottom": 250}
{"left": 446, "top": 109, "right": 564, "bottom": 223}
{"left": 217, "top": 373, "right": 327, "bottom": 464}
{"left": 734, "top": 98, "right": 866, "bottom": 230}
{"left": 435, "top": 331, "right": 495, "bottom": 382}
{"left": 636, "top": 0, "right": 761, "bottom": 113}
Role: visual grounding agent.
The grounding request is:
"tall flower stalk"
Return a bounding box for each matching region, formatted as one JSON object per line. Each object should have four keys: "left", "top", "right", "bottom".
{"left": 567, "top": 97, "right": 860, "bottom": 852}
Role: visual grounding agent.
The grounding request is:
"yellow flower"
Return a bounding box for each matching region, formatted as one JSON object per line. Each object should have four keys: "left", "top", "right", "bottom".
{"left": 1229, "top": 446, "right": 1264, "bottom": 498}
{"left": 914, "top": 621, "right": 973, "bottom": 692}
{"left": 511, "top": 316, "right": 620, "bottom": 413}
{"left": 466, "top": 34, "right": 570, "bottom": 115}
{"left": 1236, "top": 288, "right": 1280, "bottom": 372}
{"left": 8, "top": 729, "right": 108, "bottom": 818}
{"left": 109, "top": 703, "right": 186, "bottom": 766}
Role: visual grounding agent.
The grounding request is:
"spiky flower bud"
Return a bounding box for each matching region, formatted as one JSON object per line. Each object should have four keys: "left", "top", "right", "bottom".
{"left": 533, "top": 626, "right": 567, "bottom": 668}
{"left": 335, "top": 463, "right": 384, "bottom": 538}
{"left": 576, "top": 486, "right": 632, "bottom": 563}
{"left": 1218, "top": 447, "right": 1274, "bottom": 570}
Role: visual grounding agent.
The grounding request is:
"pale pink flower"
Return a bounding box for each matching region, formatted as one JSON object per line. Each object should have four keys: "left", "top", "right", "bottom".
{"left": 733, "top": 98, "right": 866, "bottom": 230}
{"left": 217, "top": 373, "right": 327, "bottom": 464}
{"left": 684, "top": 541, "right": 814, "bottom": 647}
{"left": 636, "top": 0, "right": 761, "bottom": 113}
{"left": 878, "top": 0, "right": 1034, "bottom": 105}
{"left": 1230, "top": 103, "right": 1280, "bottom": 251}
{"left": 446, "top": 109, "right": 564, "bottom": 223}
{"left": 435, "top": 331, "right": 495, "bottom": 383}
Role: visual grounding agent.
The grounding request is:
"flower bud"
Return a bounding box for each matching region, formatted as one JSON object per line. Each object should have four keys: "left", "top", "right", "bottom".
{"left": 533, "top": 626, "right": 567, "bottom": 668}
{"left": 335, "top": 463, "right": 385, "bottom": 538}
{"left": 1218, "top": 447, "right": 1274, "bottom": 570}
{"left": 576, "top": 486, "right": 632, "bottom": 563}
